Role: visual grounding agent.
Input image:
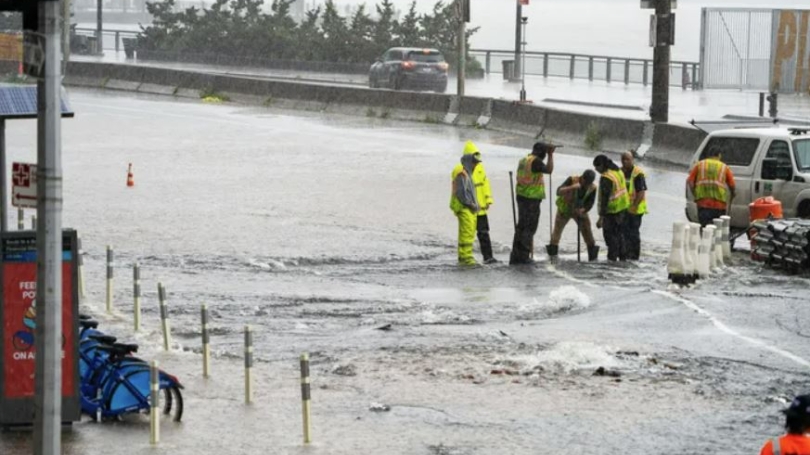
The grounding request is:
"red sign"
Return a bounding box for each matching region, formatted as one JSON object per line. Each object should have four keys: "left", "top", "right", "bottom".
{"left": 11, "top": 162, "right": 37, "bottom": 209}
{"left": 519, "top": 0, "right": 529, "bottom": 5}
{"left": 2, "top": 248, "right": 75, "bottom": 399}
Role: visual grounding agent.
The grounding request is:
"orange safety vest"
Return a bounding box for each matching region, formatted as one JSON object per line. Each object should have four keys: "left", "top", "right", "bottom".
{"left": 693, "top": 158, "right": 730, "bottom": 204}
{"left": 761, "top": 434, "right": 810, "bottom": 455}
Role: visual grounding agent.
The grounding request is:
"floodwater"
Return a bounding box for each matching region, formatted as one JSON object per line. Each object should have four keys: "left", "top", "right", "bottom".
{"left": 1, "top": 89, "right": 809, "bottom": 454}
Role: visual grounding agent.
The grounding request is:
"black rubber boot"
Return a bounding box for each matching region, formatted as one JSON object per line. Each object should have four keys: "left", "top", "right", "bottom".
{"left": 545, "top": 244, "right": 558, "bottom": 257}
{"left": 587, "top": 245, "right": 600, "bottom": 262}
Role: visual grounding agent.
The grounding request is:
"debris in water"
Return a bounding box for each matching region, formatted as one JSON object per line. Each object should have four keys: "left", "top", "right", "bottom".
{"left": 593, "top": 366, "right": 622, "bottom": 378}
{"left": 617, "top": 350, "right": 640, "bottom": 357}
{"left": 332, "top": 364, "right": 358, "bottom": 377}
{"left": 369, "top": 402, "right": 391, "bottom": 412}
{"left": 498, "top": 330, "right": 509, "bottom": 337}
{"left": 376, "top": 324, "right": 393, "bottom": 331}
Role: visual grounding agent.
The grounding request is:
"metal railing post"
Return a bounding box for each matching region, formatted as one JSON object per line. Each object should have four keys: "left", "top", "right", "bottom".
{"left": 543, "top": 53, "right": 548, "bottom": 77}
{"left": 569, "top": 55, "right": 575, "bottom": 79}
{"left": 485, "top": 51, "right": 490, "bottom": 75}
{"left": 624, "top": 59, "right": 630, "bottom": 85}
{"left": 682, "top": 62, "right": 688, "bottom": 89}
{"left": 588, "top": 57, "right": 594, "bottom": 81}
{"left": 643, "top": 60, "right": 649, "bottom": 86}
{"left": 692, "top": 63, "right": 698, "bottom": 90}
{"left": 606, "top": 57, "right": 612, "bottom": 83}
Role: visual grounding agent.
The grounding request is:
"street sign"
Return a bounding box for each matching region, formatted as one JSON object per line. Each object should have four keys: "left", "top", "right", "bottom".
{"left": 641, "top": 0, "right": 676, "bottom": 8}
{"left": 11, "top": 162, "right": 36, "bottom": 209}
{"left": 519, "top": 0, "right": 529, "bottom": 5}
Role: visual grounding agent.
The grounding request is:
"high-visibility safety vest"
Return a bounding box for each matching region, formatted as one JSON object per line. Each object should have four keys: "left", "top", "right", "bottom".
{"left": 450, "top": 165, "right": 471, "bottom": 214}
{"left": 693, "top": 158, "right": 730, "bottom": 204}
{"left": 515, "top": 155, "right": 545, "bottom": 200}
{"left": 764, "top": 434, "right": 810, "bottom": 455}
{"left": 556, "top": 175, "right": 596, "bottom": 217}
{"left": 627, "top": 165, "right": 648, "bottom": 215}
{"left": 604, "top": 169, "right": 631, "bottom": 214}
{"left": 472, "top": 164, "right": 493, "bottom": 215}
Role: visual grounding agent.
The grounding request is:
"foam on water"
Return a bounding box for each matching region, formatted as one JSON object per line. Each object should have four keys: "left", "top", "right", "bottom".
{"left": 512, "top": 341, "right": 619, "bottom": 374}
{"left": 519, "top": 285, "right": 591, "bottom": 315}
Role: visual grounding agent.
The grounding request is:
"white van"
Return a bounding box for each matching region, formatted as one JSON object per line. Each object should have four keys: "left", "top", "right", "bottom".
{"left": 685, "top": 127, "right": 810, "bottom": 234}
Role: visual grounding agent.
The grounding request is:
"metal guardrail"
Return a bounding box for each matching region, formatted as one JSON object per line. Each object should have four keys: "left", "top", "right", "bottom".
{"left": 470, "top": 49, "right": 700, "bottom": 89}
{"left": 72, "top": 28, "right": 700, "bottom": 89}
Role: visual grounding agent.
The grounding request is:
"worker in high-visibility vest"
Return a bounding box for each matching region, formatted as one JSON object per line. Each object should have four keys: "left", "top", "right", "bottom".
{"left": 687, "top": 149, "right": 736, "bottom": 227}
{"left": 450, "top": 151, "right": 481, "bottom": 266}
{"left": 509, "top": 142, "right": 555, "bottom": 265}
{"left": 621, "top": 151, "right": 648, "bottom": 261}
{"left": 759, "top": 395, "right": 810, "bottom": 455}
{"left": 461, "top": 141, "right": 498, "bottom": 264}
{"left": 593, "top": 154, "right": 631, "bottom": 262}
{"left": 546, "top": 170, "right": 599, "bottom": 261}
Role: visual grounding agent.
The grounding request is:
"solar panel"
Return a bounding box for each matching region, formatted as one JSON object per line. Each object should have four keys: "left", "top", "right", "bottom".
{"left": 0, "top": 86, "right": 74, "bottom": 119}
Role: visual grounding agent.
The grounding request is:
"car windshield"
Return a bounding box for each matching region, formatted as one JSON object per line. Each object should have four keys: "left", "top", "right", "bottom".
{"left": 407, "top": 51, "right": 444, "bottom": 63}
{"left": 794, "top": 139, "right": 810, "bottom": 170}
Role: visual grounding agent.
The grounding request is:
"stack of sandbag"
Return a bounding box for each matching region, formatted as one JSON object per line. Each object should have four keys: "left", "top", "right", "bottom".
{"left": 749, "top": 219, "right": 810, "bottom": 272}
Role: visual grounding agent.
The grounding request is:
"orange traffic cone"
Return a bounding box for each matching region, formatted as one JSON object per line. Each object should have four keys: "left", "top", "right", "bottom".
{"left": 127, "top": 163, "right": 135, "bottom": 187}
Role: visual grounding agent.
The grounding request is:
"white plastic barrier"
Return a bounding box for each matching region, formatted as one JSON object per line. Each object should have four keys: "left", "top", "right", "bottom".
{"left": 720, "top": 215, "right": 732, "bottom": 261}
{"left": 689, "top": 223, "right": 701, "bottom": 281}
{"left": 713, "top": 219, "right": 725, "bottom": 268}
{"left": 667, "top": 222, "right": 687, "bottom": 283}
{"left": 682, "top": 223, "right": 695, "bottom": 281}
{"left": 698, "top": 226, "right": 715, "bottom": 277}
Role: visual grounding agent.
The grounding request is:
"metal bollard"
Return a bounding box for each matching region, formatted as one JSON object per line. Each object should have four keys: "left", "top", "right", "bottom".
{"left": 244, "top": 325, "right": 253, "bottom": 404}
{"left": 150, "top": 360, "right": 160, "bottom": 445}
{"left": 17, "top": 208, "right": 23, "bottom": 230}
{"left": 31, "top": 216, "right": 36, "bottom": 230}
{"left": 158, "top": 283, "right": 172, "bottom": 351}
{"left": 201, "top": 304, "right": 211, "bottom": 378}
{"left": 300, "top": 352, "right": 312, "bottom": 444}
{"left": 106, "top": 246, "right": 114, "bottom": 313}
{"left": 78, "top": 238, "right": 86, "bottom": 299}
{"left": 133, "top": 264, "right": 141, "bottom": 332}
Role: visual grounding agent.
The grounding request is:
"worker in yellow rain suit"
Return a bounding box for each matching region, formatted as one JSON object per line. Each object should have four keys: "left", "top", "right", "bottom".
{"left": 450, "top": 151, "right": 481, "bottom": 266}
{"left": 462, "top": 141, "right": 498, "bottom": 264}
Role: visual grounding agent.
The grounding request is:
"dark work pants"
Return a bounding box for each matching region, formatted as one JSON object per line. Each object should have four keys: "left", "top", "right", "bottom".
{"left": 625, "top": 214, "right": 643, "bottom": 260}
{"left": 510, "top": 197, "right": 542, "bottom": 264}
{"left": 477, "top": 215, "right": 494, "bottom": 261}
{"left": 698, "top": 207, "right": 726, "bottom": 228}
{"left": 603, "top": 212, "right": 627, "bottom": 262}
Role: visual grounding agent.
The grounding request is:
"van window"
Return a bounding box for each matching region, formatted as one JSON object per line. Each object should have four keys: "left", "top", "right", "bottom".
{"left": 795, "top": 139, "right": 810, "bottom": 171}
{"left": 699, "top": 137, "right": 760, "bottom": 166}
{"left": 762, "top": 140, "right": 793, "bottom": 180}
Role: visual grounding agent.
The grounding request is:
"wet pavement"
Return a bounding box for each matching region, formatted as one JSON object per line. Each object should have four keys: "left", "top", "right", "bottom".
{"left": 1, "top": 88, "right": 809, "bottom": 454}
{"left": 74, "top": 52, "right": 810, "bottom": 124}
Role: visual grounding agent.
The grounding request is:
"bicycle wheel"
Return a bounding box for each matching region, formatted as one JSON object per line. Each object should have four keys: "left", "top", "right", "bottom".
{"left": 162, "top": 385, "right": 183, "bottom": 422}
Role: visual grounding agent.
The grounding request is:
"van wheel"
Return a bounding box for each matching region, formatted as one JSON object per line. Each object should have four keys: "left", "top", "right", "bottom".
{"left": 798, "top": 201, "right": 810, "bottom": 219}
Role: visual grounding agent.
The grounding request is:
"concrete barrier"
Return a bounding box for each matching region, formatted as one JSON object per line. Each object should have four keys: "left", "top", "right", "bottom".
{"left": 63, "top": 61, "right": 701, "bottom": 166}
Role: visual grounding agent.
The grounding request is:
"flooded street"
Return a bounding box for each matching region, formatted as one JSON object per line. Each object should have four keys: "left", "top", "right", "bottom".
{"left": 1, "top": 89, "right": 809, "bottom": 454}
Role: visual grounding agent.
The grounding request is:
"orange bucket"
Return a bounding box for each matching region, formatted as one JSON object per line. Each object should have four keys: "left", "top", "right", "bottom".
{"left": 749, "top": 196, "right": 783, "bottom": 222}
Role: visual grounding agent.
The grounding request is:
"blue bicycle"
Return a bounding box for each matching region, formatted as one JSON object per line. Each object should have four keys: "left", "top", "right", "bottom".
{"left": 77, "top": 318, "right": 184, "bottom": 422}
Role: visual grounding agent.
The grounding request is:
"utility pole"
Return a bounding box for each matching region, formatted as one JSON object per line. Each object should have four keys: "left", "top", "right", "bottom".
{"left": 62, "top": 0, "right": 71, "bottom": 74}
{"left": 457, "top": 0, "right": 466, "bottom": 97}
{"left": 514, "top": 0, "right": 522, "bottom": 79}
{"left": 650, "top": 0, "right": 672, "bottom": 123}
{"left": 520, "top": 17, "right": 527, "bottom": 101}
{"left": 33, "top": 1, "right": 64, "bottom": 454}
{"left": 95, "top": 0, "right": 102, "bottom": 53}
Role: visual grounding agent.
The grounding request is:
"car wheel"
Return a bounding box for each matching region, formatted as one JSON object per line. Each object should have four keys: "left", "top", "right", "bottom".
{"left": 390, "top": 74, "right": 401, "bottom": 91}
{"left": 798, "top": 200, "right": 810, "bottom": 219}
{"left": 369, "top": 76, "right": 376, "bottom": 89}
{"left": 435, "top": 82, "right": 447, "bottom": 93}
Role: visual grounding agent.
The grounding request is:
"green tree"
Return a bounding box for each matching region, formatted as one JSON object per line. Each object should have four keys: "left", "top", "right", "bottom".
{"left": 320, "top": 0, "right": 350, "bottom": 61}
{"left": 372, "top": 0, "right": 396, "bottom": 56}
{"left": 393, "top": 1, "right": 420, "bottom": 48}
{"left": 348, "top": 5, "right": 375, "bottom": 63}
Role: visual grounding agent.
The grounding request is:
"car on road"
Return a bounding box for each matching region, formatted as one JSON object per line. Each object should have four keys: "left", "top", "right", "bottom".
{"left": 369, "top": 47, "right": 449, "bottom": 93}
{"left": 685, "top": 126, "right": 810, "bottom": 233}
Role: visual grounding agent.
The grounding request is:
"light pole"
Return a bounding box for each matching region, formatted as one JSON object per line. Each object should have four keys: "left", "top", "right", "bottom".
{"left": 520, "top": 16, "right": 527, "bottom": 102}
{"left": 514, "top": 0, "right": 522, "bottom": 78}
